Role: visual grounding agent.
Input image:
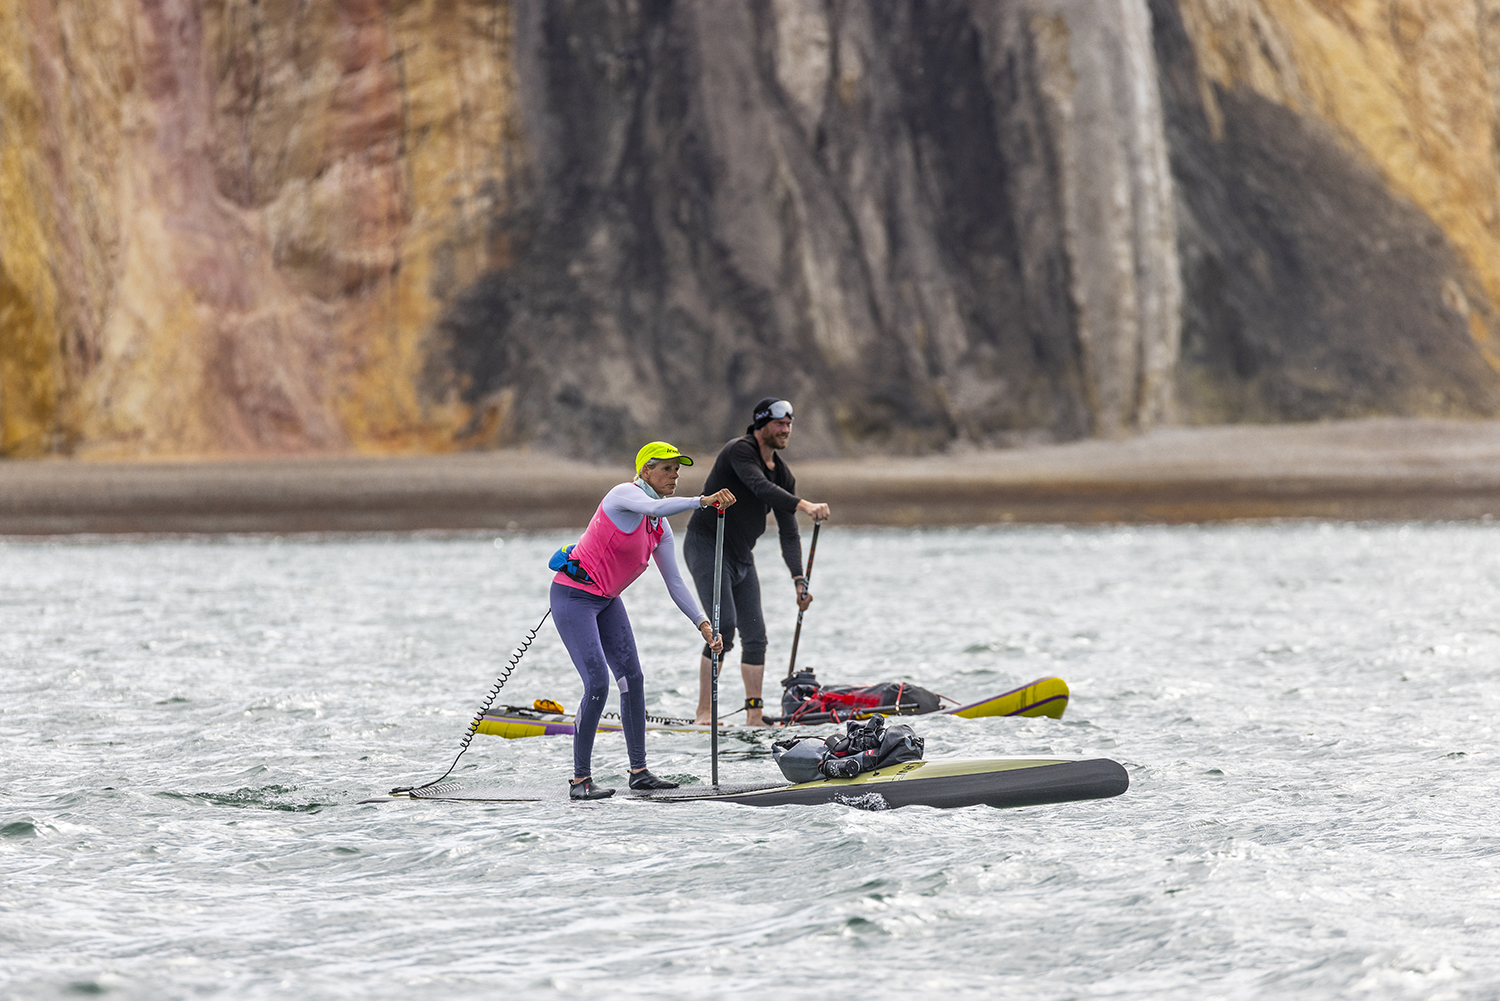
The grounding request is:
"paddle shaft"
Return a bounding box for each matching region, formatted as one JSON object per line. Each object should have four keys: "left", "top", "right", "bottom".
{"left": 710, "top": 506, "right": 725, "bottom": 787}
{"left": 785, "top": 520, "right": 821, "bottom": 682}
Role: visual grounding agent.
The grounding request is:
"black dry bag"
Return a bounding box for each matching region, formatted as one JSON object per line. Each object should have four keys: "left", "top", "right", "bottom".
{"left": 781, "top": 668, "right": 821, "bottom": 716}
{"left": 771, "top": 714, "right": 925, "bottom": 783}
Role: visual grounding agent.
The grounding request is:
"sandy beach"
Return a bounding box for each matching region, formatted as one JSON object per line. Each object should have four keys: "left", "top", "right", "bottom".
{"left": 4, "top": 417, "right": 1500, "bottom": 535}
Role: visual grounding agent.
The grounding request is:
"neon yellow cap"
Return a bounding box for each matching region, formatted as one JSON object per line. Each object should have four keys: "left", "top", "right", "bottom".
{"left": 635, "top": 441, "right": 694, "bottom": 475}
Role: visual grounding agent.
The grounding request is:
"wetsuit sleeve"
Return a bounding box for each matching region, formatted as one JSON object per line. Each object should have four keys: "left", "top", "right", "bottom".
{"left": 652, "top": 523, "right": 708, "bottom": 625}
{"left": 727, "top": 440, "right": 800, "bottom": 512}
{"left": 602, "top": 483, "right": 704, "bottom": 532}
{"left": 774, "top": 507, "right": 804, "bottom": 578}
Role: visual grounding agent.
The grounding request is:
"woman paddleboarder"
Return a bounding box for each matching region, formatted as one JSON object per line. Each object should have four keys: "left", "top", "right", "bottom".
{"left": 552, "top": 441, "right": 736, "bottom": 800}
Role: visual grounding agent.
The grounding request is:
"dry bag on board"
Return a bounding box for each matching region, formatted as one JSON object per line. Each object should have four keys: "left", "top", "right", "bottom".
{"left": 779, "top": 668, "right": 941, "bottom": 720}
{"left": 772, "top": 714, "right": 925, "bottom": 782}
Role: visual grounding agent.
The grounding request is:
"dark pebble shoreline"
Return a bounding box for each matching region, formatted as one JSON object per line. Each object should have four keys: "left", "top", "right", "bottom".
{"left": 5, "top": 418, "right": 1500, "bottom": 535}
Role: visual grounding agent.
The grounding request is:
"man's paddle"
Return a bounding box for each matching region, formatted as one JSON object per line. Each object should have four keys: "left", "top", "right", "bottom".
{"left": 785, "top": 520, "right": 821, "bottom": 682}
{"left": 710, "top": 503, "right": 725, "bottom": 788}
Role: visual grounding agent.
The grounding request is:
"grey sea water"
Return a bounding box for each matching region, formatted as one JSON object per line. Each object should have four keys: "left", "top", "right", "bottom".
{"left": 2, "top": 522, "right": 1498, "bottom": 1000}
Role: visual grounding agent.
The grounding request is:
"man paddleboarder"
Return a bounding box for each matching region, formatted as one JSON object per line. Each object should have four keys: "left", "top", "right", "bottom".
{"left": 685, "top": 398, "right": 830, "bottom": 727}
{"left": 552, "top": 441, "right": 736, "bottom": 799}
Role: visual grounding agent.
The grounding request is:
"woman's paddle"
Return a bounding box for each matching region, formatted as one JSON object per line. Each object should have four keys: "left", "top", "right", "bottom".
{"left": 784, "top": 520, "right": 821, "bottom": 682}
{"left": 710, "top": 503, "right": 726, "bottom": 788}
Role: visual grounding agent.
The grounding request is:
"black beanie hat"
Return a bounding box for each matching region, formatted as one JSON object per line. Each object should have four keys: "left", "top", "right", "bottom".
{"left": 751, "top": 397, "right": 780, "bottom": 427}
{"left": 748, "top": 397, "right": 793, "bottom": 434}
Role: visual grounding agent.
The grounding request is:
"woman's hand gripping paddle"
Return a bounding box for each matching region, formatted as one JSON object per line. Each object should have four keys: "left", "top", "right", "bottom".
{"left": 785, "top": 520, "right": 821, "bottom": 683}
{"left": 710, "top": 502, "right": 726, "bottom": 788}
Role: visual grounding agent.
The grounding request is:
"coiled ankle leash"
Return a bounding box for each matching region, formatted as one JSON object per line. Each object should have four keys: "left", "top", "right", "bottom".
{"left": 389, "top": 608, "right": 551, "bottom": 794}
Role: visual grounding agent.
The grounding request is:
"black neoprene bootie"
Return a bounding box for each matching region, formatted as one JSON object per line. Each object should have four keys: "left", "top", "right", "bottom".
{"left": 627, "top": 769, "right": 679, "bottom": 791}
{"left": 569, "top": 778, "right": 615, "bottom": 800}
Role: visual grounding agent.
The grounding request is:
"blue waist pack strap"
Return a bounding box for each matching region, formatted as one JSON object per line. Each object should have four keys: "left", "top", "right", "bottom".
{"left": 548, "top": 544, "right": 594, "bottom": 584}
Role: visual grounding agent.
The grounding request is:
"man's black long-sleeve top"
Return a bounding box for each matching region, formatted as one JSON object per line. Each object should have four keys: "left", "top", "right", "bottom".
{"left": 686, "top": 435, "right": 804, "bottom": 578}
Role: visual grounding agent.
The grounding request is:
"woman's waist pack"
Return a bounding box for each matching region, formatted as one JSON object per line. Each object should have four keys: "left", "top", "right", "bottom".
{"left": 548, "top": 543, "right": 594, "bottom": 585}
{"left": 771, "top": 714, "right": 925, "bottom": 783}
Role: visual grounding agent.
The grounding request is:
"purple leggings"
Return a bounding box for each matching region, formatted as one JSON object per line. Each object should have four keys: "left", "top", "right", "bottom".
{"left": 550, "top": 582, "right": 647, "bottom": 778}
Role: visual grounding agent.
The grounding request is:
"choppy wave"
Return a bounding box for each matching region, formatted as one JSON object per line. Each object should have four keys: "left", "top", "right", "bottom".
{"left": 3, "top": 524, "right": 1500, "bottom": 999}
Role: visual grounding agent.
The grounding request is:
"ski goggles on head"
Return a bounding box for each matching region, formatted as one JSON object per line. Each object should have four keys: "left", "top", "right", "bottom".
{"left": 753, "top": 399, "right": 794, "bottom": 427}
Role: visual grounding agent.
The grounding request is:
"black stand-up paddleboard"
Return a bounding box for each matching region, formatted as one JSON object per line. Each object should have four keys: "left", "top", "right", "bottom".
{"left": 367, "top": 757, "right": 1128, "bottom": 811}
{"left": 636, "top": 758, "right": 1128, "bottom": 809}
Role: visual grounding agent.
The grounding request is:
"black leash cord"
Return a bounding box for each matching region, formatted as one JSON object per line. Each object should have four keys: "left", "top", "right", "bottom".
{"left": 601, "top": 709, "right": 700, "bottom": 726}
{"left": 389, "top": 608, "right": 552, "bottom": 794}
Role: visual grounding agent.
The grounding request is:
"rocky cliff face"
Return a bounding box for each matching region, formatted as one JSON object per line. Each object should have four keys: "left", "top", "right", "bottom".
{"left": 432, "top": 0, "right": 1186, "bottom": 456}
{"left": 3, "top": 0, "right": 1500, "bottom": 460}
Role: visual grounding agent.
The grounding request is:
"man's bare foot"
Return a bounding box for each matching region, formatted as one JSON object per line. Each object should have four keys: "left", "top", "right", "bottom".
{"left": 745, "top": 710, "right": 766, "bottom": 727}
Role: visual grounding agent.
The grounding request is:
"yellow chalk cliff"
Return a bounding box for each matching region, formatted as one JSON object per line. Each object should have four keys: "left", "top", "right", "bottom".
{"left": 1, "top": 0, "right": 517, "bottom": 457}
{"left": 1178, "top": 0, "right": 1500, "bottom": 366}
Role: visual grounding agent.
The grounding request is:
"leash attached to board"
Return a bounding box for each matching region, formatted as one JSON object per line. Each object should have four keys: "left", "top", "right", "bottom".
{"left": 785, "top": 520, "right": 822, "bottom": 682}
{"left": 389, "top": 608, "right": 551, "bottom": 794}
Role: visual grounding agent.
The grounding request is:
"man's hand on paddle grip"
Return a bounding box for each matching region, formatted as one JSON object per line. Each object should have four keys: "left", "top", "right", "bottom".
{"left": 797, "top": 499, "right": 830, "bottom": 521}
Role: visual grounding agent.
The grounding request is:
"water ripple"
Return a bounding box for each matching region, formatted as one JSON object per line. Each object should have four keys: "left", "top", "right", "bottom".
{"left": 3, "top": 525, "right": 1500, "bottom": 999}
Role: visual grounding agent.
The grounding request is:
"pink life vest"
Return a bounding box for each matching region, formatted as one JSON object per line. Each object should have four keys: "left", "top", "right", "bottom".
{"left": 553, "top": 498, "right": 666, "bottom": 599}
